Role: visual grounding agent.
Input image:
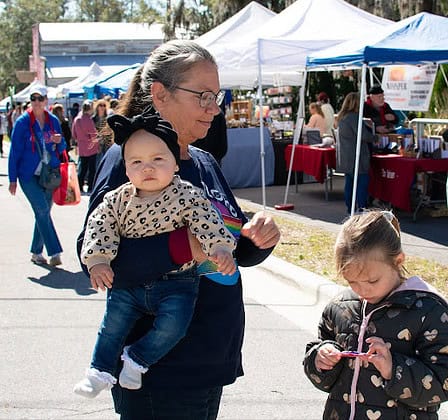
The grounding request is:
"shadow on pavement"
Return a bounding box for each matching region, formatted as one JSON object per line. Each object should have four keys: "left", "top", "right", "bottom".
{"left": 28, "top": 269, "right": 97, "bottom": 296}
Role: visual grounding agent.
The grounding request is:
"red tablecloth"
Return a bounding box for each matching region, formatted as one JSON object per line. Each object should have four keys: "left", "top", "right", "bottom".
{"left": 369, "top": 155, "right": 448, "bottom": 212}
{"left": 284, "top": 144, "right": 336, "bottom": 184}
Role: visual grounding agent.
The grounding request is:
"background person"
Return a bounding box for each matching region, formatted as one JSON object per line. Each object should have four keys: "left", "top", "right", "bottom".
{"left": 77, "top": 39, "right": 280, "bottom": 420}
{"left": 51, "top": 103, "right": 72, "bottom": 155}
{"left": 0, "top": 111, "right": 6, "bottom": 158}
{"left": 335, "top": 92, "right": 375, "bottom": 213}
{"left": 72, "top": 100, "right": 98, "bottom": 193}
{"left": 8, "top": 85, "right": 66, "bottom": 266}
{"left": 93, "top": 99, "right": 113, "bottom": 159}
{"left": 363, "top": 85, "right": 398, "bottom": 134}
{"left": 317, "top": 91, "right": 335, "bottom": 136}
{"left": 304, "top": 102, "right": 327, "bottom": 138}
{"left": 303, "top": 210, "right": 448, "bottom": 419}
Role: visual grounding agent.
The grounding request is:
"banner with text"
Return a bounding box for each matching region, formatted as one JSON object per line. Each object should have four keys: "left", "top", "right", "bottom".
{"left": 381, "top": 64, "right": 437, "bottom": 111}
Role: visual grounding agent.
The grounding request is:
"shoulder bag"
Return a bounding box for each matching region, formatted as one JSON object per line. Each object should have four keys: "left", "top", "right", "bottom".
{"left": 34, "top": 137, "right": 62, "bottom": 190}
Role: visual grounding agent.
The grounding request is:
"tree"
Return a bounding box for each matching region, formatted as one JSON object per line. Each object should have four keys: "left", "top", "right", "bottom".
{"left": 0, "top": 0, "right": 66, "bottom": 96}
{"left": 126, "top": 0, "right": 160, "bottom": 23}
{"left": 75, "top": 0, "right": 126, "bottom": 21}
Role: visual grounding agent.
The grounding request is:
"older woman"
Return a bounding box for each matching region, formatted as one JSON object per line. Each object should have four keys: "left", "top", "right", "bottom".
{"left": 8, "top": 85, "right": 66, "bottom": 266}
{"left": 77, "top": 40, "right": 280, "bottom": 420}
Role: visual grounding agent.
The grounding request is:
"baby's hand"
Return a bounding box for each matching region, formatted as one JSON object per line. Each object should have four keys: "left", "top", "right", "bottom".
{"left": 209, "top": 250, "right": 236, "bottom": 275}
{"left": 89, "top": 263, "right": 114, "bottom": 291}
{"left": 315, "top": 343, "right": 342, "bottom": 371}
{"left": 365, "top": 336, "right": 393, "bottom": 380}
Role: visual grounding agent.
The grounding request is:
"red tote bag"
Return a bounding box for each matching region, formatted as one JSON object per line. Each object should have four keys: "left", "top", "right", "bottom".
{"left": 53, "top": 152, "right": 81, "bottom": 206}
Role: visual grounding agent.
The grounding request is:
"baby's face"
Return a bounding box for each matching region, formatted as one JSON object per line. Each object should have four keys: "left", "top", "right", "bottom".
{"left": 124, "top": 129, "right": 178, "bottom": 197}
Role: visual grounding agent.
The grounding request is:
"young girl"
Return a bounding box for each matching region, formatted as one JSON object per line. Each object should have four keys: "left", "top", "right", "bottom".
{"left": 303, "top": 210, "right": 448, "bottom": 419}
{"left": 74, "top": 113, "right": 236, "bottom": 398}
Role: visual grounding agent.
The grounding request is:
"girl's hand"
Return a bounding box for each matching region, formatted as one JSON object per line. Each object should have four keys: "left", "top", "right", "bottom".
{"left": 365, "top": 336, "right": 393, "bottom": 380}
{"left": 9, "top": 182, "right": 17, "bottom": 196}
{"left": 241, "top": 212, "right": 280, "bottom": 249}
{"left": 315, "top": 343, "right": 341, "bottom": 371}
{"left": 89, "top": 263, "right": 114, "bottom": 291}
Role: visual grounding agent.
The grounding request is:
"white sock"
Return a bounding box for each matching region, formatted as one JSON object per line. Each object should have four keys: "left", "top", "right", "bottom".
{"left": 119, "top": 346, "right": 148, "bottom": 390}
{"left": 73, "top": 368, "right": 116, "bottom": 398}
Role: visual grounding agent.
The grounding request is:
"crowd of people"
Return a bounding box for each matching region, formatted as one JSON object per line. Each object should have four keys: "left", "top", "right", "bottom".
{"left": 5, "top": 39, "right": 448, "bottom": 420}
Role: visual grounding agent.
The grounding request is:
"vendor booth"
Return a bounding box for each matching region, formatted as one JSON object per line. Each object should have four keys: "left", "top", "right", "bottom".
{"left": 200, "top": 0, "right": 392, "bottom": 206}
{"left": 306, "top": 12, "right": 448, "bottom": 216}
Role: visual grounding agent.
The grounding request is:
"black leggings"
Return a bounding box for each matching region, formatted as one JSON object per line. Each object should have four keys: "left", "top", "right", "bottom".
{"left": 77, "top": 154, "right": 97, "bottom": 192}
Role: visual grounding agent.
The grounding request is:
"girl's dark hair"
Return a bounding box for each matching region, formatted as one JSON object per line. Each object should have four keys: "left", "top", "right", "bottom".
{"left": 335, "top": 210, "right": 405, "bottom": 279}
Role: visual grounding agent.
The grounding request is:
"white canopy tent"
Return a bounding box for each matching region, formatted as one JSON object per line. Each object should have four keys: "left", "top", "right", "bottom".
{"left": 212, "top": 0, "right": 391, "bottom": 89}
{"left": 195, "top": 1, "right": 275, "bottom": 49}
{"left": 195, "top": 1, "right": 278, "bottom": 89}
{"left": 210, "top": 0, "right": 392, "bottom": 207}
{"left": 0, "top": 79, "right": 58, "bottom": 109}
{"left": 54, "top": 62, "right": 105, "bottom": 97}
{"left": 306, "top": 12, "right": 448, "bottom": 215}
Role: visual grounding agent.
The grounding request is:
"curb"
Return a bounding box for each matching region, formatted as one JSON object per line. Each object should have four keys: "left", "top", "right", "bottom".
{"left": 256, "top": 254, "right": 344, "bottom": 304}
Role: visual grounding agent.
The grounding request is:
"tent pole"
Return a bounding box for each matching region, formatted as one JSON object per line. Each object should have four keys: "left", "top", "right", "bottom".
{"left": 275, "top": 69, "right": 306, "bottom": 211}
{"left": 351, "top": 64, "right": 367, "bottom": 216}
{"left": 440, "top": 64, "right": 448, "bottom": 88}
{"left": 257, "top": 39, "right": 266, "bottom": 209}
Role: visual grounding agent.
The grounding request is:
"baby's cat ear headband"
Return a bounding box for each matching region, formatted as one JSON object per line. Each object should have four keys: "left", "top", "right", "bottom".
{"left": 107, "top": 113, "right": 180, "bottom": 164}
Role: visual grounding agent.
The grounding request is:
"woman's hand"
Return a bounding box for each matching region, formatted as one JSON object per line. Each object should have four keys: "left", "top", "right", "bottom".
{"left": 9, "top": 182, "right": 17, "bottom": 196}
{"left": 315, "top": 343, "right": 341, "bottom": 371}
{"left": 51, "top": 133, "right": 62, "bottom": 143}
{"left": 365, "top": 336, "right": 393, "bottom": 380}
{"left": 241, "top": 212, "right": 280, "bottom": 249}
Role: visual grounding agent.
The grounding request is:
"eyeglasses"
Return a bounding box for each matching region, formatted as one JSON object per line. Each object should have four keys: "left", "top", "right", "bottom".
{"left": 174, "top": 86, "right": 224, "bottom": 108}
{"left": 30, "top": 95, "right": 45, "bottom": 102}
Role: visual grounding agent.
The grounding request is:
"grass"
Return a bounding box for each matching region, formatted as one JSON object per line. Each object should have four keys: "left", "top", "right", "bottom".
{"left": 239, "top": 203, "right": 448, "bottom": 296}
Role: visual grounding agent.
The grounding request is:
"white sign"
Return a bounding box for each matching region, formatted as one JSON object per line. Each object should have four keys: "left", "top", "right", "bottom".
{"left": 381, "top": 64, "right": 437, "bottom": 111}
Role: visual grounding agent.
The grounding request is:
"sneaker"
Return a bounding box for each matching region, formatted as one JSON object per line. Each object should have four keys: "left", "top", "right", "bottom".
{"left": 119, "top": 347, "right": 148, "bottom": 390}
{"left": 31, "top": 253, "right": 47, "bottom": 265}
{"left": 74, "top": 368, "right": 116, "bottom": 399}
{"left": 49, "top": 254, "right": 62, "bottom": 267}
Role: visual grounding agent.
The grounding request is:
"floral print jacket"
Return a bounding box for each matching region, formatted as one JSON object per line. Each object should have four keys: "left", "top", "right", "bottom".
{"left": 303, "top": 276, "right": 448, "bottom": 419}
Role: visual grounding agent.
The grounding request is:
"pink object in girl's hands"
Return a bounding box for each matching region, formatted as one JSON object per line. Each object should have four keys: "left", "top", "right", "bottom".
{"left": 339, "top": 351, "right": 368, "bottom": 358}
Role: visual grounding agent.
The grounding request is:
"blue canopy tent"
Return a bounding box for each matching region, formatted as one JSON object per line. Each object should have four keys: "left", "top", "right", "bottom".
{"left": 306, "top": 12, "right": 448, "bottom": 214}
{"left": 84, "top": 63, "right": 141, "bottom": 99}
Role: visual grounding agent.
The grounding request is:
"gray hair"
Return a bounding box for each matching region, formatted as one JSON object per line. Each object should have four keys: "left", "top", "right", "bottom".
{"left": 140, "top": 40, "right": 217, "bottom": 102}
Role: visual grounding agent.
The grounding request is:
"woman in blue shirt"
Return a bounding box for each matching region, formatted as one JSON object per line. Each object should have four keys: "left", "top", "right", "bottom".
{"left": 8, "top": 85, "right": 66, "bottom": 266}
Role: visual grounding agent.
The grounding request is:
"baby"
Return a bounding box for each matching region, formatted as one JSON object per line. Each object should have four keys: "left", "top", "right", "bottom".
{"left": 74, "top": 113, "right": 236, "bottom": 398}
